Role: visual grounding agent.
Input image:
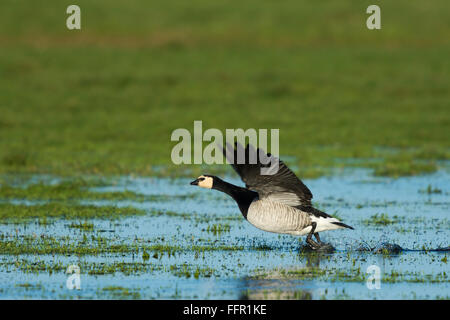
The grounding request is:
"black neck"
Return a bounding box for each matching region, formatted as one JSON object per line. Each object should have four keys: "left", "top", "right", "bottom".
{"left": 212, "top": 178, "right": 257, "bottom": 219}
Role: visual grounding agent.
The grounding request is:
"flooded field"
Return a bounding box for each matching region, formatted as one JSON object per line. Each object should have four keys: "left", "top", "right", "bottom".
{"left": 0, "top": 168, "right": 448, "bottom": 299}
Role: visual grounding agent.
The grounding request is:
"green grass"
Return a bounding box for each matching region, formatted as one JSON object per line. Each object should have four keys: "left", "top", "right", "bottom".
{"left": 0, "top": 235, "right": 243, "bottom": 256}
{"left": 0, "top": 179, "right": 145, "bottom": 201}
{"left": 363, "top": 213, "right": 399, "bottom": 226}
{"left": 419, "top": 184, "right": 443, "bottom": 194}
{"left": 252, "top": 266, "right": 449, "bottom": 284}
{"left": 205, "top": 223, "right": 231, "bottom": 235}
{"left": 0, "top": 1, "right": 449, "bottom": 178}
{"left": 0, "top": 203, "right": 144, "bottom": 221}
{"left": 100, "top": 286, "right": 141, "bottom": 299}
{"left": 68, "top": 221, "right": 94, "bottom": 231}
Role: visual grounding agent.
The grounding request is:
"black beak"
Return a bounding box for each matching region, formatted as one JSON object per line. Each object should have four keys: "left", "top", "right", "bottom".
{"left": 190, "top": 179, "right": 199, "bottom": 186}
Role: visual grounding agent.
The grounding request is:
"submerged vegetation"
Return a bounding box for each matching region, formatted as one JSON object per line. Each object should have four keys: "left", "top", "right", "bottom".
{"left": 419, "top": 185, "right": 443, "bottom": 194}
{"left": 0, "top": 233, "right": 243, "bottom": 256}
{"left": 251, "top": 265, "right": 448, "bottom": 285}
{"left": 68, "top": 221, "right": 95, "bottom": 231}
{"left": 99, "top": 286, "right": 141, "bottom": 299}
{"left": 363, "top": 213, "right": 400, "bottom": 226}
{"left": 205, "top": 223, "right": 231, "bottom": 235}
{"left": 0, "top": 179, "right": 448, "bottom": 298}
{"left": 0, "top": 170, "right": 448, "bottom": 299}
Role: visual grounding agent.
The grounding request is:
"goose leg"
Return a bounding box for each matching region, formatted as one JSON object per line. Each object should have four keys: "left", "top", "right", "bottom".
{"left": 314, "top": 233, "right": 322, "bottom": 244}
{"left": 306, "top": 222, "right": 320, "bottom": 249}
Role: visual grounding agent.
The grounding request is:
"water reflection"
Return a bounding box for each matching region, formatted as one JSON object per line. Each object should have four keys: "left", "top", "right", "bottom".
{"left": 239, "top": 278, "right": 313, "bottom": 300}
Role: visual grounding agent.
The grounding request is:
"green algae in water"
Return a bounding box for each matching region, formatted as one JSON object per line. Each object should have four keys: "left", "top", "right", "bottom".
{"left": 68, "top": 221, "right": 94, "bottom": 231}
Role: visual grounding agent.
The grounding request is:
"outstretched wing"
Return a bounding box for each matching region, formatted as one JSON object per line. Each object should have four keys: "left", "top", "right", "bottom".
{"left": 222, "top": 142, "right": 313, "bottom": 207}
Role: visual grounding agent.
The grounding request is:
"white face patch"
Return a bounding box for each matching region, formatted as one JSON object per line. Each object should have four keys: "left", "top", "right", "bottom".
{"left": 197, "top": 175, "right": 213, "bottom": 189}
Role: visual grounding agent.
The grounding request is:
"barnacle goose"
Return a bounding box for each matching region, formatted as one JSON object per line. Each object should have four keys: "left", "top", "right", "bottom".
{"left": 190, "top": 143, "right": 353, "bottom": 249}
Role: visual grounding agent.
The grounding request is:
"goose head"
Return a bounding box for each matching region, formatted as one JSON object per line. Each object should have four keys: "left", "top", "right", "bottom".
{"left": 190, "top": 175, "right": 215, "bottom": 189}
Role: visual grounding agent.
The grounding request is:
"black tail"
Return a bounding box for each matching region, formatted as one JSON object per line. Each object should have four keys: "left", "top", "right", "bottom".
{"left": 332, "top": 222, "right": 354, "bottom": 230}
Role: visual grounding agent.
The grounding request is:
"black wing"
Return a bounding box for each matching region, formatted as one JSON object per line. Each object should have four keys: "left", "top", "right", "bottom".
{"left": 222, "top": 142, "right": 313, "bottom": 207}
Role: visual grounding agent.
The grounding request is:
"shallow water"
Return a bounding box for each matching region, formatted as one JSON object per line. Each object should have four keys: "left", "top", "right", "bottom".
{"left": 0, "top": 169, "right": 448, "bottom": 299}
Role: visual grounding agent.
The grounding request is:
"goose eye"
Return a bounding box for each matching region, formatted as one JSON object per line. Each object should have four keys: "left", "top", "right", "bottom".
{"left": 199, "top": 178, "right": 205, "bottom": 181}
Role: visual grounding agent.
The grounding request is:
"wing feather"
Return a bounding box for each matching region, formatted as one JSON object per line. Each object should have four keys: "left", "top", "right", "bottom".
{"left": 222, "top": 142, "right": 313, "bottom": 207}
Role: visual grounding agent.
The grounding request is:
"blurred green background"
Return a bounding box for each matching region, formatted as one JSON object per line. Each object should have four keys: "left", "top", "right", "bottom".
{"left": 0, "top": 0, "right": 449, "bottom": 177}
